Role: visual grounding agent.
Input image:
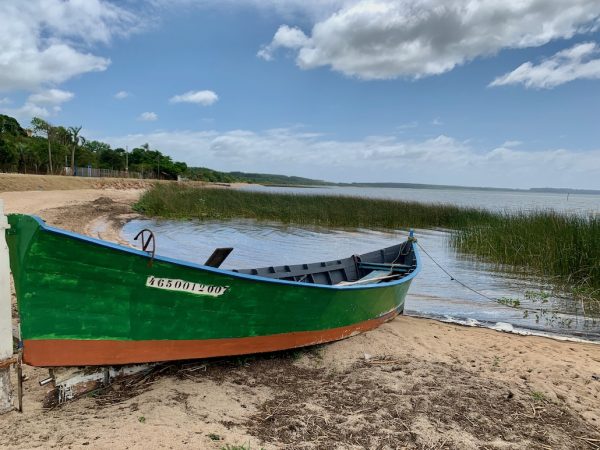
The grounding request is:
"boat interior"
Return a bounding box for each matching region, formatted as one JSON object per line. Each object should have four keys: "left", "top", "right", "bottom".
{"left": 232, "top": 240, "right": 417, "bottom": 286}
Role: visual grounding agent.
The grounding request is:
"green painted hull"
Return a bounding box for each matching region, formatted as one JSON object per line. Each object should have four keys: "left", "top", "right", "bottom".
{"left": 7, "top": 214, "right": 419, "bottom": 366}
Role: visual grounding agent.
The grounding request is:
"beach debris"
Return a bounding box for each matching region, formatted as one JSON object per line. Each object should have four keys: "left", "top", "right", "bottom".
{"left": 44, "top": 364, "right": 155, "bottom": 408}
{"left": 362, "top": 354, "right": 402, "bottom": 365}
{"left": 592, "top": 374, "right": 600, "bottom": 381}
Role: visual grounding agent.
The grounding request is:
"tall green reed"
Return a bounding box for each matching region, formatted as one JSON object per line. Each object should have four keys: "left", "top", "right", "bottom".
{"left": 134, "top": 183, "right": 496, "bottom": 230}
{"left": 452, "top": 211, "right": 600, "bottom": 303}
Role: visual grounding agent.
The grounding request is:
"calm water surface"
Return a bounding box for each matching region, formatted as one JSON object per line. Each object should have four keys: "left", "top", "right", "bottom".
{"left": 122, "top": 217, "right": 599, "bottom": 341}
{"left": 241, "top": 185, "right": 600, "bottom": 215}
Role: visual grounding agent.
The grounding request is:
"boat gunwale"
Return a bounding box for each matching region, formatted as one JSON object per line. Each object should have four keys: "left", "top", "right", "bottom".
{"left": 20, "top": 214, "right": 421, "bottom": 291}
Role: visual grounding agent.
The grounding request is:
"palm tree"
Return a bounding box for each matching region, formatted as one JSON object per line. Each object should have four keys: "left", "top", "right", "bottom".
{"left": 31, "top": 117, "right": 53, "bottom": 174}
{"left": 68, "top": 126, "right": 84, "bottom": 175}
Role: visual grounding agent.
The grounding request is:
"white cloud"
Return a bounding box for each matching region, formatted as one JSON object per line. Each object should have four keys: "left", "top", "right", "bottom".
{"left": 0, "top": 0, "right": 138, "bottom": 92}
{"left": 138, "top": 112, "right": 158, "bottom": 121}
{"left": 100, "top": 127, "right": 600, "bottom": 189}
{"left": 431, "top": 118, "right": 443, "bottom": 126}
{"left": 169, "top": 90, "right": 219, "bottom": 106}
{"left": 258, "top": 25, "right": 310, "bottom": 60}
{"left": 1, "top": 103, "right": 52, "bottom": 121}
{"left": 1, "top": 89, "right": 75, "bottom": 121}
{"left": 1, "top": 88, "right": 74, "bottom": 121}
{"left": 28, "top": 89, "right": 74, "bottom": 105}
{"left": 260, "top": 0, "right": 600, "bottom": 79}
{"left": 0, "top": 98, "right": 11, "bottom": 105}
{"left": 490, "top": 42, "right": 600, "bottom": 89}
{"left": 114, "top": 90, "right": 131, "bottom": 100}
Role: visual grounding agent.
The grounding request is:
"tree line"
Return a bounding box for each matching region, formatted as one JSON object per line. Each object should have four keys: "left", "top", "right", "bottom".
{"left": 0, "top": 114, "right": 187, "bottom": 179}
{"left": 0, "top": 113, "right": 333, "bottom": 185}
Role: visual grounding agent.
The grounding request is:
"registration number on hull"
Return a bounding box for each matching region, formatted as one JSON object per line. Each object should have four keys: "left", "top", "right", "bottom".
{"left": 146, "top": 276, "right": 228, "bottom": 297}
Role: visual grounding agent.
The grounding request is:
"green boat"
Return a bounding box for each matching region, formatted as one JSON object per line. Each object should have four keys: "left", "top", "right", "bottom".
{"left": 6, "top": 214, "right": 420, "bottom": 367}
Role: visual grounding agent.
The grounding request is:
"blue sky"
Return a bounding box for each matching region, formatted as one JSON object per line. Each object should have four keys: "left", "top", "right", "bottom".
{"left": 1, "top": 1, "right": 600, "bottom": 189}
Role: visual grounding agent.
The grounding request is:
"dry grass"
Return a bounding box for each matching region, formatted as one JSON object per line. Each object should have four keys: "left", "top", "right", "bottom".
{"left": 70, "top": 351, "right": 600, "bottom": 449}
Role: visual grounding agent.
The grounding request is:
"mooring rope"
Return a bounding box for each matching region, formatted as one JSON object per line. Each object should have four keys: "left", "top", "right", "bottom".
{"left": 414, "top": 240, "right": 593, "bottom": 331}
{"left": 415, "top": 240, "right": 503, "bottom": 304}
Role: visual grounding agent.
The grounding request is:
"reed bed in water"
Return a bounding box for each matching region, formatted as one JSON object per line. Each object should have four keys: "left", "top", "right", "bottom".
{"left": 135, "top": 184, "right": 600, "bottom": 302}
{"left": 134, "top": 183, "right": 497, "bottom": 229}
{"left": 452, "top": 211, "right": 600, "bottom": 303}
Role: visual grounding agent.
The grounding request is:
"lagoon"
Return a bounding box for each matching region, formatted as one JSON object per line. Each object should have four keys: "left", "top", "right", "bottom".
{"left": 241, "top": 184, "right": 600, "bottom": 215}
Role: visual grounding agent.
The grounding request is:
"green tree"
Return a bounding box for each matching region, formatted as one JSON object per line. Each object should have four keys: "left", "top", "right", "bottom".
{"left": 0, "top": 114, "right": 26, "bottom": 137}
{"left": 0, "top": 136, "right": 17, "bottom": 171}
{"left": 67, "top": 126, "right": 84, "bottom": 175}
{"left": 0, "top": 113, "right": 189, "bottom": 178}
{"left": 54, "top": 126, "right": 71, "bottom": 147}
{"left": 84, "top": 140, "right": 126, "bottom": 170}
{"left": 31, "top": 117, "right": 54, "bottom": 174}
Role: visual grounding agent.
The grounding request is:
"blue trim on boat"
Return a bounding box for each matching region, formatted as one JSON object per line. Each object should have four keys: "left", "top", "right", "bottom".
{"left": 31, "top": 215, "right": 421, "bottom": 291}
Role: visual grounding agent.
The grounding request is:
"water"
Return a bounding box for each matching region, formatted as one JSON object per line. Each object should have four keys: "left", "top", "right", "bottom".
{"left": 240, "top": 185, "right": 600, "bottom": 215}
{"left": 122, "top": 218, "right": 599, "bottom": 341}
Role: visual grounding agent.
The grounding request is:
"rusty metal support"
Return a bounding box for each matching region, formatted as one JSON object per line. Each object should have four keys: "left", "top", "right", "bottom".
{"left": 15, "top": 351, "right": 22, "bottom": 412}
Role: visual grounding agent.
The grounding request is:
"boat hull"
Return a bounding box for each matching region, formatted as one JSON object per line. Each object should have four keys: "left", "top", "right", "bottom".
{"left": 7, "top": 214, "right": 418, "bottom": 367}
{"left": 22, "top": 308, "right": 399, "bottom": 366}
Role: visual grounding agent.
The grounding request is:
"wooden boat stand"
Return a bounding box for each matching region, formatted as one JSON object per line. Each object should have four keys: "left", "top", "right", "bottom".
{"left": 40, "top": 364, "right": 154, "bottom": 406}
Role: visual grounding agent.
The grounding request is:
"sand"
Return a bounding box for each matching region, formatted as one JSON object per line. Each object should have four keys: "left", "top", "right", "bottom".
{"left": 0, "top": 183, "right": 599, "bottom": 449}
{"left": 0, "top": 173, "right": 160, "bottom": 192}
{"left": 0, "top": 173, "right": 249, "bottom": 194}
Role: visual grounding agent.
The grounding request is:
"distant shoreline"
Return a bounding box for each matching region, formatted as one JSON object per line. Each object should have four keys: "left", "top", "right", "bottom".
{"left": 1, "top": 171, "right": 598, "bottom": 195}
{"left": 274, "top": 182, "right": 600, "bottom": 195}
{"left": 222, "top": 170, "right": 600, "bottom": 194}
{"left": 241, "top": 180, "right": 600, "bottom": 195}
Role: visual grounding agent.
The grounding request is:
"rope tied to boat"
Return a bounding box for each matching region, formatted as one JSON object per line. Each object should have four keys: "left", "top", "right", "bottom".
{"left": 415, "top": 241, "right": 590, "bottom": 328}
{"left": 385, "top": 228, "right": 416, "bottom": 277}
{"left": 415, "top": 240, "right": 509, "bottom": 304}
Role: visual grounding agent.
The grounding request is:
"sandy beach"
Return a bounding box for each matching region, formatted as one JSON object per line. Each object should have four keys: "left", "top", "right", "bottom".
{"left": 1, "top": 182, "right": 599, "bottom": 449}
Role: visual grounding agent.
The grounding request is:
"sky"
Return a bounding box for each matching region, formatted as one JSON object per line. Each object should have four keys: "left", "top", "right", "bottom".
{"left": 1, "top": 0, "right": 600, "bottom": 189}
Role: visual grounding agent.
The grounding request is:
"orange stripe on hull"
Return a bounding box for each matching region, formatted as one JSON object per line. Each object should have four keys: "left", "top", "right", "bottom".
{"left": 23, "top": 309, "right": 400, "bottom": 367}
